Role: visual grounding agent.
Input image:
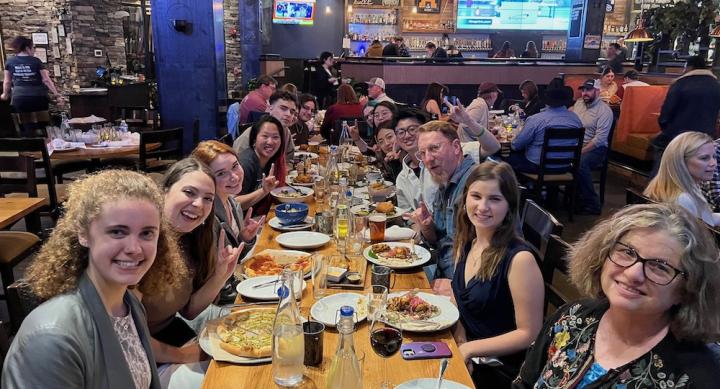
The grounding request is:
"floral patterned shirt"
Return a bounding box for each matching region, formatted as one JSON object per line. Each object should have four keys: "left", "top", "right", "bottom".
{"left": 513, "top": 299, "right": 720, "bottom": 389}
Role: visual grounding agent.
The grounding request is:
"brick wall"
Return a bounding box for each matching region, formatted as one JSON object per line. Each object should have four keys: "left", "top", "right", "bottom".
{"left": 224, "top": 0, "right": 242, "bottom": 96}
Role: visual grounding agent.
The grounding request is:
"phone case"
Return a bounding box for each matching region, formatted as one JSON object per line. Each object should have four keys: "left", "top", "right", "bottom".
{"left": 401, "top": 341, "right": 452, "bottom": 360}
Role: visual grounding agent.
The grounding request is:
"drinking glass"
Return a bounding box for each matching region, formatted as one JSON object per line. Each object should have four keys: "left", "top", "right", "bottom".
{"left": 367, "top": 284, "right": 387, "bottom": 325}
{"left": 369, "top": 214, "right": 387, "bottom": 243}
{"left": 311, "top": 254, "right": 328, "bottom": 299}
{"left": 369, "top": 321, "right": 403, "bottom": 389}
{"left": 313, "top": 177, "right": 327, "bottom": 204}
{"left": 347, "top": 215, "right": 368, "bottom": 255}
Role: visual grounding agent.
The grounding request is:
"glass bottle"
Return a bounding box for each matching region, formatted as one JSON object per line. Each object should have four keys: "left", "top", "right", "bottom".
{"left": 272, "top": 268, "right": 304, "bottom": 387}
{"left": 60, "top": 112, "right": 71, "bottom": 141}
{"left": 335, "top": 203, "right": 350, "bottom": 254}
{"left": 326, "top": 306, "right": 362, "bottom": 389}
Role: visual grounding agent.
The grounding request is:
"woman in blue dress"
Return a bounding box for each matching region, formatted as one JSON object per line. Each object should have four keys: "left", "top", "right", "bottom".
{"left": 450, "top": 161, "right": 545, "bottom": 388}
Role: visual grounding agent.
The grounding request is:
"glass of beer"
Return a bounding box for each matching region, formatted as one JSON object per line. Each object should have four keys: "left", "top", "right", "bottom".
{"left": 368, "top": 214, "right": 387, "bottom": 243}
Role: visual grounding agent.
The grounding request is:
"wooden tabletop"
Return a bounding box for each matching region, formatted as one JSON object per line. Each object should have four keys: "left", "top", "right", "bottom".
{"left": 201, "top": 200, "right": 473, "bottom": 388}
{"left": 47, "top": 142, "right": 160, "bottom": 160}
{"left": 0, "top": 197, "right": 45, "bottom": 229}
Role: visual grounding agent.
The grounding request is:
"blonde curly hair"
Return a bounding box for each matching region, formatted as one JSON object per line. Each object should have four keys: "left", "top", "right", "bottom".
{"left": 26, "top": 170, "right": 187, "bottom": 300}
{"left": 569, "top": 203, "right": 720, "bottom": 342}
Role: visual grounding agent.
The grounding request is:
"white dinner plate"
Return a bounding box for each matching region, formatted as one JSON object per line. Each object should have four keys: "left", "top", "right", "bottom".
{"left": 395, "top": 378, "right": 472, "bottom": 389}
{"left": 352, "top": 181, "right": 396, "bottom": 201}
{"left": 384, "top": 291, "right": 459, "bottom": 332}
{"left": 489, "top": 110, "right": 505, "bottom": 115}
{"left": 350, "top": 204, "right": 405, "bottom": 219}
{"left": 276, "top": 231, "right": 330, "bottom": 249}
{"left": 268, "top": 216, "right": 314, "bottom": 231}
{"left": 310, "top": 293, "right": 367, "bottom": 327}
{"left": 363, "top": 242, "right": 431, "bottom": 269}
{"left": 198, "top": 326, "right": 272, "bottom": 365}
{"left": 236, "top": 275, "right": 306, "bottom": 301}
{"left": 286, "top": 174, "right": 318, "bottom": 187}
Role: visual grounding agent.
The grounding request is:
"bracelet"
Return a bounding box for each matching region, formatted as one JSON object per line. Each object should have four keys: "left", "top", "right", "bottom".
{"left": 477, "top": 126, "right": 486, "bottom": 137}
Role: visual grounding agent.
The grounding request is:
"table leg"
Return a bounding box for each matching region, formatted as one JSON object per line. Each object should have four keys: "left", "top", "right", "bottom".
{"left": 24, "top": 211, "right": 42, "bottom": 236}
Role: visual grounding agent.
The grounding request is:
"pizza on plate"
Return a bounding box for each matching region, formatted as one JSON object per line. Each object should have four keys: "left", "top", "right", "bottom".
{"left": 216, "top": 308, "right": 275, "bottom": 358}
{"left": 244, "top": 253, "right": 311, "bottom": 277}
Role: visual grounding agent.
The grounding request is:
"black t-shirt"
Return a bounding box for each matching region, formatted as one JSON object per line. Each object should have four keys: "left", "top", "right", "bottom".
{"left": 5, "top": 55, "right": 46, "bottom": 97}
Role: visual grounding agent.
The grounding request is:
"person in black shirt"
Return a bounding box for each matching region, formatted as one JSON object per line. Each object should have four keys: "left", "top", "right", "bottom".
{"left": 425, "top": 41, "right": 448, "bottom": 59}
{"left": 1, "top": 36, "right": 63, "bottom": 112}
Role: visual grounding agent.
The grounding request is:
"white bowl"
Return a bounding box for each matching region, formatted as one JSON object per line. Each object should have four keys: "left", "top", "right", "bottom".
{"left": 270, "top": 186, "right": 314, "bottom": 203}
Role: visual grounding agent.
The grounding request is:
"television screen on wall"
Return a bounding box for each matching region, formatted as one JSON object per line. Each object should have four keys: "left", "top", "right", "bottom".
{"left": 457, "top": 0, "right": 571, "bottom": 31}
{"left": 273, "top": 0, "right": 316, "bottom": 26}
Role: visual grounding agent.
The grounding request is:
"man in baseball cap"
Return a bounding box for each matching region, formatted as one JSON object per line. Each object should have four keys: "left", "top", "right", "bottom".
{"left": 365, "top": 77, "right": 395, "bottom": 104}
{"left": 477, "top": 82, "right": 503, "bottom": 110}
{"left": 571, "top": 78, "right": 613, "bottom": 215}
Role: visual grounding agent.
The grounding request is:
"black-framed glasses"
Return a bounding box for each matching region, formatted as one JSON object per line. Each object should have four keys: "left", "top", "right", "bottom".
{"left": 607, "top": 241, "right": 687, "bottom": 285}
{"left": 395, "top": 124, "right": 418, "bottom": 138}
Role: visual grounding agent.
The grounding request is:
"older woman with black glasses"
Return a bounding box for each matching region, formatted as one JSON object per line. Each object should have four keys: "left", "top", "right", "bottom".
{"left": 514, "top": 203, "right": 720, "bottom": 388}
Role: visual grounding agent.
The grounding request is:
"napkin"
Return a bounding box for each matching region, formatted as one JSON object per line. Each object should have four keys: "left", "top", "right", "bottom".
{"left": 363, "top": 225, "right": 415, "bottom": 241}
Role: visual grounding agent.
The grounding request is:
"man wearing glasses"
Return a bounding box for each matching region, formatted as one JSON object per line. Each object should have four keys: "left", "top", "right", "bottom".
{"left": 234, "top": 91, "right": 298, "bottom": 162}
{"left": 406, "top": 120, "right": 477, "bottom": 284}
{"left": 395, "top": 109, "right": 433, "bottom": 211}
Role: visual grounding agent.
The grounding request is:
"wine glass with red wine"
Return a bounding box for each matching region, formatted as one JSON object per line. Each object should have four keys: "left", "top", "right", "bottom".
{"left": 370, "top": 321, "right": 403, "bottom": 388}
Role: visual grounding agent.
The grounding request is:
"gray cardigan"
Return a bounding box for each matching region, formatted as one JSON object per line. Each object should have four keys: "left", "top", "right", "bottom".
{"left": 1, "top": 273, "right": 161, "bottom": 389}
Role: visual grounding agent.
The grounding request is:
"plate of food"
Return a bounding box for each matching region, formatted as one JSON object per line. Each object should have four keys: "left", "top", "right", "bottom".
{"left": 353, "top": 181, "right": 396, "bottom": 201}
{"left": 199, "top": 306, "right": 275, "bottom": 364}
{"left": 286, "top": 172, "right": 317, "bottom": 187}
{"left": 236, "top": 275, "right": 306, "bottom": 300}
{"left": 268, "top": 216, "right": 314, "bottom": 231}
{"left": 363, "top": 242, "right": 431, "bottom": 269}
{"left": 241, "top": 249, "right": 312, "bottom": 278}
{"left": 276, "top": 231, "right": 331, "bottom": 250}
{"left": 310, "top": 293, "right": 367, "bottom": 327}
{"left": 270, "top": 186, "right": 313, "bottom": 203}
{"left": 383, "top": 291, "right": 459, "bottom": 332}
{"left": 350, "top": 201, "right": 405, "bottom": 219}
{"left": 294, "top": 151, "right": 319, "bottom": 159}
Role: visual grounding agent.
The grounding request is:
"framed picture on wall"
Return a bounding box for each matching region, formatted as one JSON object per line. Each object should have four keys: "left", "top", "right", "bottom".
{"left": 417, "top": 0, "right": 440, "bottom": 13}
{"left": 31, "top": 32, "right": 49, "bottom": 45}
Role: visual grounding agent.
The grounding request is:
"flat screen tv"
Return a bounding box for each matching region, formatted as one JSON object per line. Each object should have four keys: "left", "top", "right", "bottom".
{"left": 273, "top": 0, "right": 316, "bottom": 26}
{"left": 457, "top": 0, "right": 571, "bottom": 31}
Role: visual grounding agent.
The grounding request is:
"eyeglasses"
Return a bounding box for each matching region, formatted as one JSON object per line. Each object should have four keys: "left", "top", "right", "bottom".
{"left": 607, "top": 241, "right": 687, "bottom": 285}
{"left": 395, "top": 125, "right": 418, "bottom": 138}
{"left": 415, "top": 141, "right": 449, "bottom": 160}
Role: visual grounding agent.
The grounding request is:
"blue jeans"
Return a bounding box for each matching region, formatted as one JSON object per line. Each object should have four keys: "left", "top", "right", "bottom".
{"left": 577, "top": 146, "right": 608, "bottom": 212}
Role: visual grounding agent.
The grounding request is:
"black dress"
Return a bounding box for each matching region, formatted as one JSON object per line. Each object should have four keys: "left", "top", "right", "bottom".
{"left": 451, "top": 238, "right": 534, "bottom": 388}
{"left": 312, "top": 65, "right": 336, "bottom": 109}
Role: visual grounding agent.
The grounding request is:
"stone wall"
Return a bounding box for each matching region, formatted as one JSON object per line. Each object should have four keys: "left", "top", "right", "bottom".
{"left": 224, "top": 0, "right": 242, "bottom": 96}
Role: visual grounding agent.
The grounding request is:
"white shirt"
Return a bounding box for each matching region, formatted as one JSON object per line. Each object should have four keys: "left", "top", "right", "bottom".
{"left": 459, "top": 97, "right": 489, "bottom": 142}
{"left": 624, "top": 80, "right": 650, "bottom": 87}
{"left": 373, "top": 93, "right": 395, "bottom": 104}
{"left": 677, "top": 192, "right": 720, "bottom": 226}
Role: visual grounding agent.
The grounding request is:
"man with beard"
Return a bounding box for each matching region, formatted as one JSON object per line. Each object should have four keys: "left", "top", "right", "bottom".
{"left": 571, "top": 79, "right": 613, "bottom": 215}
{"left": 233, "top": 91, "right": 298, "bottom": 162}
{"left": 406, "top": 120, "right": 476, "bottom": 284}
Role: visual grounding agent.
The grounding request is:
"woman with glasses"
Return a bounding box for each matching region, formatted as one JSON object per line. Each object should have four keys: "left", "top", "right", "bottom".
{"left": 644, "top": 131, "right": 719, "bottom": 226}
{"left": 514, "top": 203, "right": 720, "bottom": 388}
{"left": 349, "top": 101, "right": 399, "bottom": 154}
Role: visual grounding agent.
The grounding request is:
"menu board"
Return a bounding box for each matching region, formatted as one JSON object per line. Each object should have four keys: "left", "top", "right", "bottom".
{"left": 457, "top": 0, "right": 572, "bottom": 31}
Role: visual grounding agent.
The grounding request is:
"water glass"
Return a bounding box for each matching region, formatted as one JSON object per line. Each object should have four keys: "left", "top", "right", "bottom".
{"left": 347, "top": 215, "right": 369, "bottom": 255}
{"left": 367, "top": 284, "right": 388, "bottom": 323}
{"left": 313, "top": 177, "right": 327, "bottom": 204}
{"left": 311, "top": 254, "right": 328, "bottom": 299}
{"left": 303, "top": 321, "right": 325, "bottom": 367}
{"left": 371, "top": 265, "right": 396, "bottom": 291}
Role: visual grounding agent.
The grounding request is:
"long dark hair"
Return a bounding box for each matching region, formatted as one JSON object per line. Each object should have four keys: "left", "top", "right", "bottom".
{"left": 11, "top": 36, "right": 33, "bottom": 52}
{"left": 453, "top": 161, "right": 522, "bottom": 281}
{"left": 249, "top": 115, "right": 286, "bottom": 175}
{"left": 161, "top": 157, "right": 218, "bottom": 290}
{"left": 421, "top": 82, "right": 449, "bottom": 113}
{"left": 519, "top": 80, "right": 538, "bottom": 103}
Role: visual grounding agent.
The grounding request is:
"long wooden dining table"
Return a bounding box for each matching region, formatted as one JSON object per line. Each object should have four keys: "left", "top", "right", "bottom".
{"left": 201, "top": 200, "right": 474, "bottom": 388}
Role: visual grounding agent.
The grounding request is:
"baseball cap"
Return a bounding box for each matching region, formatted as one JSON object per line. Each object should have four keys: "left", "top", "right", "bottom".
{"left": 578, "top": 79, "right": 601, "bottom": 90}
{"left": 478, "top": 82, "right": 500, "bottom": 95}
{"left": 366, "top": 77, "right": 386, "bottom": 90}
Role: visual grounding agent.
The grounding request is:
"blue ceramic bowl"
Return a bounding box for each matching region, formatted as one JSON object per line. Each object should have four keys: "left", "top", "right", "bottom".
{"left": 275, "top": 202, "right": 309, "bottom": 225}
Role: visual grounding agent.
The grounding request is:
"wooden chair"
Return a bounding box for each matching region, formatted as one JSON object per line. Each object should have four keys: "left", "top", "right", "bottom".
{"left": 518, "top": 127, "right": 585, "bottom": 221}
{"left": 542, "top": 234, "right": 573, "bottom": 314}
{"left": 0, "top": 155, "right": 43, "bottom": 232}
{"left": 0, "top": 231, "right": 41, "bottom": 302}
{"left": 6, "top": 280, "right": 42, "bottom": 333}
{"left": 0, "top": 320, "right": 10, "bottom": 367}
{"left": 11, "top": 110, "right": 50, "bottom": 138}
{"left": 625, "top": 187, "right": 655, "bottom": 205}
{"left": 139, "top": 127, "right": 184, "bottom": 172}
{"left": 0, "top": 138, "right": 67, "bottom": 221}
{"left": 591, "top": 119, "right": 617, "bottom": 206}
{"left": 520, "top": 199, "right": 564, "bottom": 259}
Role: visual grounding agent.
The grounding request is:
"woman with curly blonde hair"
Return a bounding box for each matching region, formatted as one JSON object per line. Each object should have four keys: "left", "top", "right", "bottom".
{"left": 514, "top": 203, "right": 720, "bottom": 388}
{"left": 644, "top": 131, "right": 719, "bottom": 226}
{"left": 2, "top": 170, "right": 185, "bottom": 389}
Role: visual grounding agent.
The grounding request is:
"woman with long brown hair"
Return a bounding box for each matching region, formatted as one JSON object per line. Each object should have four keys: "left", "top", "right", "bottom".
{"left": 420, "top": 82, "right": 449, "bottom": 118}
{"left": 321, "top": 83, "right": 364, "bottom": 142}
{"left": 451, "top": 161, "right": 544, "bottom": 388}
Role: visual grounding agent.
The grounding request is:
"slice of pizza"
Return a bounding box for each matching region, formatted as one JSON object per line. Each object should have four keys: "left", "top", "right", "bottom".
{"left": 216, "top": 308, "right": 275, "bottom": 358}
